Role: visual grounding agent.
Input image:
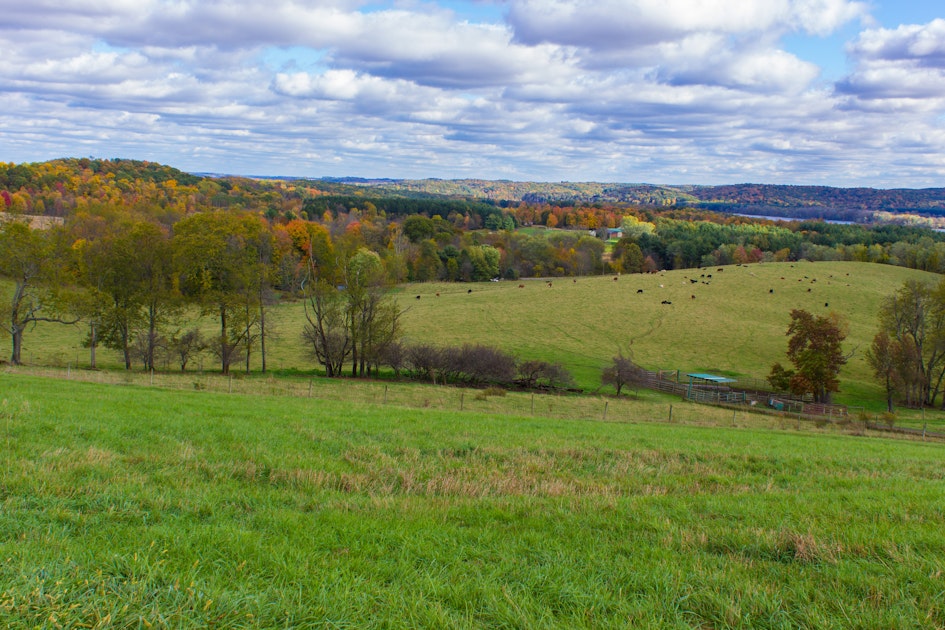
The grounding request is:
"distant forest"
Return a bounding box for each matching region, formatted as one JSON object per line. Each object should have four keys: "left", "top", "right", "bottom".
{"left": 3, "top": 158, "right": 945, "bottom": 286}
{"left": 6, "top": 157, "right": 945, "bottom": 373}
{"left": 346, "top": 178, "right": 945, "bottom": 225}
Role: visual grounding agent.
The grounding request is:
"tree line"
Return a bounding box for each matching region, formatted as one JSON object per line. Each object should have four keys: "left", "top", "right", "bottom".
{"left": 7, "top": 159, "right": 945, "bottom": 282}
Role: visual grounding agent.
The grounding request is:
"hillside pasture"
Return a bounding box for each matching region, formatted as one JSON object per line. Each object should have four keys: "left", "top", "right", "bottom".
{"left": 2, "top": 261, "right": 938, "bottom": 411}
{"left": 1, "top": 373, "right": 943, "bottom": 627}
{"left": 396, "top": 261, "right": 934, "bottom": 405}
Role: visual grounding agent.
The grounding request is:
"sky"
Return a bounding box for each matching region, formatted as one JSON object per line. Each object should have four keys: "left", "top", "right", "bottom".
{"left": 2, "top": 1, "right": 945, "bottom": 187}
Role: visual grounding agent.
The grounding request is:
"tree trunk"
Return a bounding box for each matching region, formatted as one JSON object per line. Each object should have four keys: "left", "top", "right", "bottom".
{"left": 146, "top": 303, "right": 157, "bottom": 372}
{"left": 89, "top": 322, "right": 97, "bottom": 369}
{"left": 220, "top": 305, "right": 229, "bottom": 375}
{"left": 259, "top": 301, "right": 267, "bottom": 374}
{"left": 11, "top": 325, "right": 23, "bottom": 365}
{"left": 122, "top": 326, "right": 131, "bottom": 370}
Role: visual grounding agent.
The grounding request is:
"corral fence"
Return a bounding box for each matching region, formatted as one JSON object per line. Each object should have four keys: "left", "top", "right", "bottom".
{"left": 635, "top": 367, "right": 849, "bottom": 419}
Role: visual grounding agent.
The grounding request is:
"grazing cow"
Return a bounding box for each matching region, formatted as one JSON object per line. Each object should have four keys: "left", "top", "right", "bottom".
{"left": 518, "top": 284, "right": 525, "bottom": 288}
{"left": 807, "top": 288, "right": 811, "bottom": 292}
{"left": 769, "top": 289, "right": 774, "bottom": 293}
{"left": 661, "top": 300, "right": 672, "bottom": 305}
{"left": 573, "top": 279, "right": 577, "bottom": 283}
{"left": 636, "top": 289, "right": 644, "bottom": 294}
{"left": 717, "top": 268, "right": 724, "bottom": 272}
{"left": 780, "top": 277, "right": 785, "bottom": 280}
{"left": 707, "top": 274, "right": 712, "bottom": 278}
{"left": 691, "top": 294, "right": 696, "bottom": 300}
{"left": 468, "top": 289, "right": 472, "bottom": 294}
{"left": 547, "top": 282, "right": 553, "bottom": 287}
{"left": 825, "top": 302, "right": 829, "bottom": 307}
{"left": 436, "top": 293, "right": 440, "bottom": 297}
{"left": 415, "top": 295, "right": 421, "bottom": 300}
{"left": 690, "top": 279, "right": 698, "bottom": 284}
{"left": 613, "top": 277, "right": 618, "bottom": 281}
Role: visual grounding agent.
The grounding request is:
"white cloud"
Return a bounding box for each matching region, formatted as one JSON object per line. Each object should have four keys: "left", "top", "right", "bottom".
{"left": 506, "top": 0, "right": 867, "bottom": 47}
{"left": 838, "top": 19, "right": 945, "bottom": 107}
{"left": 0, "top": 0, "right": 942, "bottom": 186}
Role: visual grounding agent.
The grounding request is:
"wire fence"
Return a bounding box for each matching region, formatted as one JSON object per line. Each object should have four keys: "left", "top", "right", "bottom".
{"left": 6, "top": 365, "right": 938, "bottom": 441}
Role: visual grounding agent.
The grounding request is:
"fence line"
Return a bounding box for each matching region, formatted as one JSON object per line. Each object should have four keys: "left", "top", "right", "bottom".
{"left": 3, "top": 365, "right": 928, "bottom": 441}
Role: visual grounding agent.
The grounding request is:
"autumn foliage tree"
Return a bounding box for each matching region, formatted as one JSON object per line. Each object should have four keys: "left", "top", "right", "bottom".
{"left": 769, "top": 309, "right": 848, "bottom": 404}
{"left": 872, "top": 278, "right": 945, "bottom": 407}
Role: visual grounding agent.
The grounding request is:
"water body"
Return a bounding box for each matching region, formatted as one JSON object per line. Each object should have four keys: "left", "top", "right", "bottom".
{"left": 730, "top": 213, "right": 856, "bottom": 225}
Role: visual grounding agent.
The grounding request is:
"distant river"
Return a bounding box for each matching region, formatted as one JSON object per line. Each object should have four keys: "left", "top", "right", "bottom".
{"left": 730, "top": 212, "right": 856, "bottom": 225}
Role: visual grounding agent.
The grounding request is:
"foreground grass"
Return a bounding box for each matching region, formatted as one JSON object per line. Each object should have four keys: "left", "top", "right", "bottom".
{"left": 1, "top": 373, "right": 943, "bottom": 628}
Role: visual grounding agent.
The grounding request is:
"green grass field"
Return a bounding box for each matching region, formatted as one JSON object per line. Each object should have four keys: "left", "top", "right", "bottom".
{"left": 1, "top": 373, "right": 944, "bottom": 628}
{"left": 9, "top": 260, "right": 936, "bottom": 404}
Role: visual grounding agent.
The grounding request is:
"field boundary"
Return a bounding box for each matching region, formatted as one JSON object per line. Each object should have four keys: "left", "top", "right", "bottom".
{"left": 5, "top": 365, "right": 941, "bottom": 442}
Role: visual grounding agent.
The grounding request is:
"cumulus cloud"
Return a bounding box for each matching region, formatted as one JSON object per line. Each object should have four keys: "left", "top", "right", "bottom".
{"left": 838, "top": 19, "right": 945, "bottom": 105}
{"left": 506, "top": 0, "right": 867, "bottom": 47}
{"left": 0, "top": 0, "right": 942, "bottom": 185}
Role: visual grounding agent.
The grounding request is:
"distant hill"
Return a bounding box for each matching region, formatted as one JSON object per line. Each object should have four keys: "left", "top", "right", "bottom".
{"left": 4, "top": 158, "right": 945, "bottom": 224}
{"left": 336, "top": 178, "right": 945, "bottom": 221}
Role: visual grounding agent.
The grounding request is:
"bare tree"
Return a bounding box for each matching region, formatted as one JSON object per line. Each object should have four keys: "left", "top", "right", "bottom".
{"left": 602, "top": 353, "right": 641, "bottom": 396}
{"left": 169, "top": 328, "right": 208, "bottom": 372}
{"left": 302, "top": 278, "right": 351, "bottom": 377}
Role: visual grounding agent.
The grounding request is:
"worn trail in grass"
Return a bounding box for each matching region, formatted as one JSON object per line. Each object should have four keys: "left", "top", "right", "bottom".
{"left": 1, "top": 374, "right": 943, "bottom": 627}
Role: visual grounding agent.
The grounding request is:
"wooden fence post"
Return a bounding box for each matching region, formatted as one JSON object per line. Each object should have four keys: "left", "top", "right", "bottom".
{"left": 603, "top": 400, "right": 608, "bottom": 421}
{"left": 669, "top": 405, "right": 673, "bottom": 423}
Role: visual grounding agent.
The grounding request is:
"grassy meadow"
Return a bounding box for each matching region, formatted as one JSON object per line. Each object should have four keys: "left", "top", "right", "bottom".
{"left": 1, "top": 373, "right": 944, "bottom": 628}
{"left": 8, "top": 260, "right": 937, "bottom": 409}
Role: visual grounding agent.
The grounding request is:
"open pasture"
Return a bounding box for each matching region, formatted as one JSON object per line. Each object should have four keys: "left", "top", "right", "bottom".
{"left": 1, "top": 373, "right": 943, "bottom": 628}
{"left": 4, "top": 260, "right": 939, "bottom": 411}
{"left": 396, "top": 261, "right": 935, "bottom": 404}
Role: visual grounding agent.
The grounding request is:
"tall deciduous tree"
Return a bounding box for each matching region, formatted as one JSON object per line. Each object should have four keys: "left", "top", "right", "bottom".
{"left": 75, "top": 220, "right": 179, "bottom": 370}
{"left": 771, "top": 309, "right": 848, "bottom": 404}
{"left": 866, "top": 331, "right": 898, "bottom": 412}
{"left": 874, "top": 278, "right": 945, "bottom": 407}
{"left": 174, "top": 212, "right": 270, "bottom": 375}
{"left": 0, "top": 221, "right": 77, "bottom": 364}
{"left": 344, "top": 248, "right": 400, "bottom": 377}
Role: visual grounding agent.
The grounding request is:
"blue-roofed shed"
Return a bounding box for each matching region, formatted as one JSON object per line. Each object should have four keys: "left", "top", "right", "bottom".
{"left": 685, "top": 373, "right": 736, "bottom": 401}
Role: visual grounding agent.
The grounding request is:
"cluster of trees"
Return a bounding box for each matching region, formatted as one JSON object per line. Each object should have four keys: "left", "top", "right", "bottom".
{"left": 0, "top": 211, "right": 575, "bottom": 389}
{"left": 867, "top": 279, "right": 945, "bottom": 411}
{"left": 381, "top": 342, "right": 573, "bottom": 390}
{"left": 7, "top": 159, "right": 945, "bottom": 285}
{"left": 612, "top": 216, "right": 945, "bottom": 274}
